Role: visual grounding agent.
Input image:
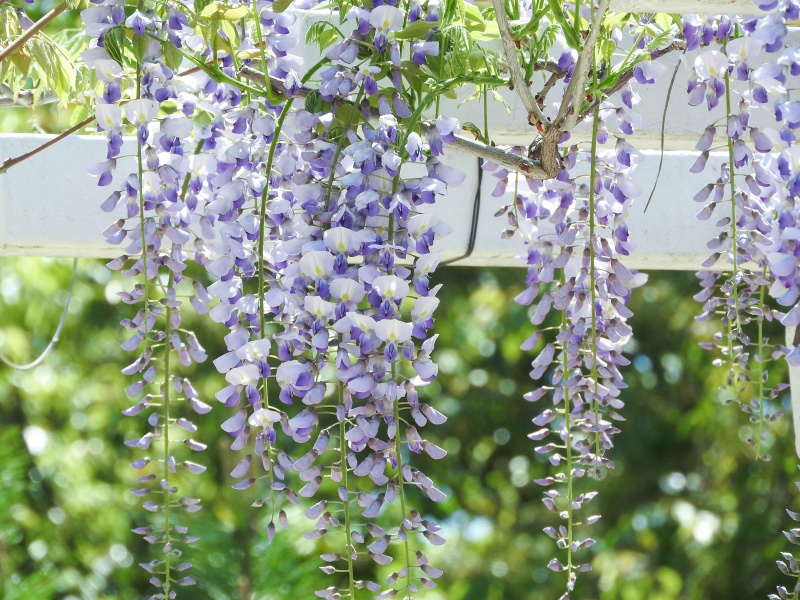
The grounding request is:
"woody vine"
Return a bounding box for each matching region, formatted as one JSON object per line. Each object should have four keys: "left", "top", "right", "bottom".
{"left": 1, "top": 0, "right": 800, "bottom": 597}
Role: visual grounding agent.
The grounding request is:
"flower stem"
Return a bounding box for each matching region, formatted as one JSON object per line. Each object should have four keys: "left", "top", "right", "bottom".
{"left": 161, "top": 267, "right": 175, "bottom": 596}
{"left": 392, "top": 363, "right": 413, "bottom": 592}
{"left": 338, "top": 384, "right": 356, "bottom": 598}
{"left": 755, "top": 265, "right": 767, "bottom": 460}
{"left": 561, "top": 306, "right": 574, "bottom": 580}
{"left": 723, "top": 39, "right": 743, "bottom": 404}
{"left": 588, "top": 104, "right": 601, "bottom": 471}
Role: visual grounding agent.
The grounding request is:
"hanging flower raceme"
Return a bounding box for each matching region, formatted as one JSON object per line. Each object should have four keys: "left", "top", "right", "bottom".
{"left": 503, "top": 132, "right": 645, "bottom": 594}
{"left": 82, "top": 0, "right": 250, "bottom": 594}
{"left": 179, "top": 0, "right": 460, "bottom": 595}
{"left": 260, "top": 101, "right": 456, "bottom": 597}
{"left": 773, "top": 466, "right": 800, "bottom": 600}
{"left": 686, "top": 7, "right": 798, "bottom": 460}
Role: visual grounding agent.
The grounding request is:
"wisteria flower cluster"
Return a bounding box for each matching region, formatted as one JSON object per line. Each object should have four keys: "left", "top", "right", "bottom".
{"left": 494, "top": 129, "right": 650, "bottom": 595}
{"left": 681, "top": 0, "right": 800, "bottom": 593}
{"left": 685, "top": 2, "right": 799, "bottom": 458}
{"left": 82, "top": 0, "right": 477, "bottom": 595}
{"left": 60, "top": 0, "right": 800, "bottom": 594}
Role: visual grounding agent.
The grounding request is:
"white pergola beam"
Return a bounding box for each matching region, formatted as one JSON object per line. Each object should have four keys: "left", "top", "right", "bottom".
{"left": 0, "top": 133, "right": 722, "bottom": 270}
{"left": 609, "top": 0, "right": 768, "bottom": 14}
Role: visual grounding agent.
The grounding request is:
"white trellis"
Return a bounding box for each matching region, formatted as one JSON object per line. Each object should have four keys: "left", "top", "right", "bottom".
{"left": 2, "top": 14, "right": 799, "bottom": 454}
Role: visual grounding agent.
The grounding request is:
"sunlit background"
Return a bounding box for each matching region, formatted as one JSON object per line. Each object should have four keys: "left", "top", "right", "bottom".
{"left": 1, "top": 258, "right": 798, "bottom": 599}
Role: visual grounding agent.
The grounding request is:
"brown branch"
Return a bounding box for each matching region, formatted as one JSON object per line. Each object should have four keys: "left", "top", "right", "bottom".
{"left": 536, "top": 69, "right": 564, "bottom": 107}
{"left": 554, "top": 0, "right": 612, "bottom": 131}
{"left": 238, "top": 65, "right": 552, "bottom": 178}
{"left": 490, "top": 0, "right": 548, "bottom": 128}
{"left": 575, "top": 41, "right": 686, "bottom": 123}
{"left": 0, "top": 115, "right": 93, "bottom": 174}
{"left": 448, "top": 135, "right": 550, "bottom": 178}
{"left": 0, "top": 1, "right": 68, "bottom": 64}
{"left": 0, "top": 65, "right": 204, "bottom": 175}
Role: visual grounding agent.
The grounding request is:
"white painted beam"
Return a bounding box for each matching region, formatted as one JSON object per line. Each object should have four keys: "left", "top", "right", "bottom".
{"left": 0, "top": 133, "right": 723, "bottom": 271}
{"left": 0, "top": 135, "right": 135, "bottom": 258}
{"left": 609, "top": 0, "right": 768, "bottom": 15}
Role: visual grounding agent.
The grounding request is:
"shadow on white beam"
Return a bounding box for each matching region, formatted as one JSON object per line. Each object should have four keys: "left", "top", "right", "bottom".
{"left": 0, "top": 133, "right": 724, "bottom": 270}
{"left": 609, "top": 0, "right": 767, "bottom": 15}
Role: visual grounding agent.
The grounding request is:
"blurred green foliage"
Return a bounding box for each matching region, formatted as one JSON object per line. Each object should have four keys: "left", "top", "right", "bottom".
{"left": 1, "top": 259, "right": 798, "bottom": 599}
{"left": 2, "top": 4, "right": 799, "bottom": 599}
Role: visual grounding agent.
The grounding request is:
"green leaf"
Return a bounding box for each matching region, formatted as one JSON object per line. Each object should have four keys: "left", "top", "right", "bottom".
{"left": 306, "top": 20, "right": 340, "bottom": 50}
{"left": 331, "top": 104, "right": 361, "bottom": 129}
{"left": 654, "top": 12, "right": 669, "bottom": 31}
{"left": 395, "top": 20, "right": 437, "bottom": 40}
{"left": 8, "top": 53, "right": 31, "bottom": 79}
{"left": 236, "top": 48, "right": 262, "bottom": 59}
{"left": 198, "top": 2, "right": 223, "bottom": 18}
{"left": 162, "top": 39, "right": 183, "bottom": 71}
{"left": 306, "top": 20, "right": 326, "bottom": 44}
{"left": 69, "top": 104, "right": 90, "bottom": 127}
{"left": 318, "top": 28, "right": 338, "bottom": 50}
{"left": 103, "top": 27, "right": 126, "bottom": 67}
{"left": 464, "top": 3, "right": 486, "bottom": 31}
{"left": 198, "top": 2, "right": 249, "bottom": 20}
{"left": 471, "top": 21, "right": 499, "bottom": 40}
{"left": 399, "top": 60, "right": 427, "bottom": 96}
{"left": 491, "top": 89, "right": 511, "bottom": 114}
{"left": 304, "top": 89, "right": 326, "bottom": 113}
{"left": 603, "top": 11, "right": 632, "bottom": 30}
{"left": 270, "top": 0, "right": 295, "bottom": 13}
{"left": 597, "top": 37, "right": 615, "bottom": 64}
{"left": 545, "top": 0, "right": 580, "bottom": 49}
{"left": 131, "top": 32, "right": 149, "bottom": 63}
{"left": 194, "top": 0, "right": 213, "bottom": 13}
{"left": 220, "top": 20, "right": 241, "bottom": 48}
{"left": 222, "top": 4, "right": 249, "bottom": 20}
{"left": 460, "top": 121, "right": 486, "bottom": 143}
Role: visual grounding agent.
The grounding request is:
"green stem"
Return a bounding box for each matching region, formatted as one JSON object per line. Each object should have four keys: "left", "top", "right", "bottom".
{"left": 588, "top": 104, "right": 601, "bottom": 469}
{"left": 176, "top": 46, "right": 283, "bottom": 104}
{"left": 339, "top": 384, "right": 356, "bottom": 598}
{"left": 613, "top": 14, "right": 657, "bottom": 78}
{"left": 561, "top": 307, "right": 574, "bottom": 580}
{"left": 392, "top": 363, "right": 413, "bottom": 592}
{"left": 258, "top": 56, "right": 329, "bottom": 337}
{"left": 724, "top": 49, "right": 739, "bottom": 298}
{"left": 483, "top": 86, "right": 489, "bottom": 142}
{"left": 324, "top": 90, "right": 365, "bottom": 207}
{"left": 161, "top": 267, "right": 175, "bottom": 595}
{"left": 755, "top": 265, "right": 767, "bottom": 460}
{"left": 252, "top": 0, "right": 271, "bottom": 87}
{"left": 256, "top": 57, "right": 330, "bottom": 517}
{"left": 723, "top": 39, "right": 742, "bottom": 404}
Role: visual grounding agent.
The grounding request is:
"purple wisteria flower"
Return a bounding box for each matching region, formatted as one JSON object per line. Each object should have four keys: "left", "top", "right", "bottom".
{"left": 686, "top": 5, "right": 799, "bottom": 466}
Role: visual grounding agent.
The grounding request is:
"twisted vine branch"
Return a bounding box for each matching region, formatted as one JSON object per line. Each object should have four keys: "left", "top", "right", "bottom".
{"left": 490, "top": 0, "right": 549, "bottom": 128}
{"left": 239, "top": 65, "right": 555, "bottom": 178}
